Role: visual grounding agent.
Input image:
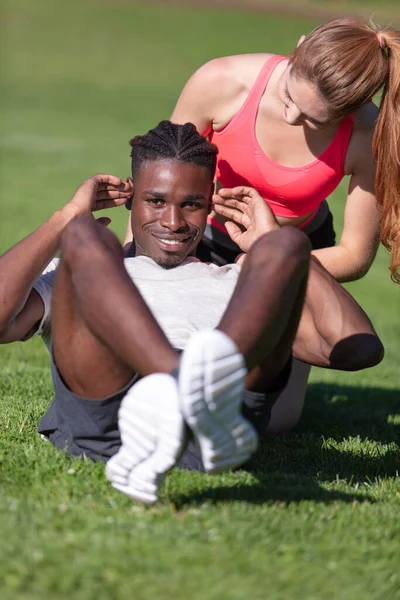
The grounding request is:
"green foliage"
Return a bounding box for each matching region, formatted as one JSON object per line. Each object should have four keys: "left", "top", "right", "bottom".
{"left": 0, "top": 1, "right": 399, "bottom": 599}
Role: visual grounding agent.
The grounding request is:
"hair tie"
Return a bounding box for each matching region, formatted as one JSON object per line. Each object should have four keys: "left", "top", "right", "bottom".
{"left": 377, "top": 32, "right": 386, "bottom": 49}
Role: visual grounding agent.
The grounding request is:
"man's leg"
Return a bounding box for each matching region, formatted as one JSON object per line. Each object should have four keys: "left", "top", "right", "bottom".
{"left": 179, "top": 228, "right": 311, "bottom": 471}
{"left": 179, "top": 225, "right": 383, "bottom": 468}
{"left": 50, "top": 217, "right": 186, "bottom": 503}
{"left": 219, "top": 228, "right": 310, "bottom": 385}
{"left": 52, "top": 218, "right": 179, "bottom": 399}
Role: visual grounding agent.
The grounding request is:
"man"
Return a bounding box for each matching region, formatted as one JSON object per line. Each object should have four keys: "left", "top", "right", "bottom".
{"left": 0, "top": 121, "right": 383, "bottom": 504}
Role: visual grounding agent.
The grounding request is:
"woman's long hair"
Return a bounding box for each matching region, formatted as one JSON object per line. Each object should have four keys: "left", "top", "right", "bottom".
{"left": 291, "top": 18, "right": 400, "bottom": 283}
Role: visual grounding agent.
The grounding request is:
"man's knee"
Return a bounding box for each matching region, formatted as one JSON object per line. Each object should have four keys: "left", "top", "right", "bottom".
{"left": 61, "top": 217, "right": 95, "bottom": 262}
{"left": 248, "top": 228, "right": 311, "bottom": 270}
{"left": 61, "top": 217, "right": 122, "bottom": 264}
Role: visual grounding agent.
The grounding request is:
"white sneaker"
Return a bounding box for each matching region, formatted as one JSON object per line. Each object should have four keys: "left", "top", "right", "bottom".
{"left": 178, "top": 330, "right": 258, "bottom": 473}
{"left": 105, "top": 373, "right": 187, "bottom": 504}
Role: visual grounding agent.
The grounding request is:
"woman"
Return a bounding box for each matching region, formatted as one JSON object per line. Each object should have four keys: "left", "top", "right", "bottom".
{"left": 125, "top": 18, "right": 398, "bottom": 433}
{"left": 165, "top": 18, "right": 399, "bottom": 284}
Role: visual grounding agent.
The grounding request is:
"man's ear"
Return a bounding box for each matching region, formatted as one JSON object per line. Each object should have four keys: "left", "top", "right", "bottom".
{"left": 125, "top": 177, "right": 134, "bottom": 211}
{"left": 127, "top": 176, "right": 134, "bottom": 192}
{"left": 297, "top": 35, "right": 306, "bottom": 48}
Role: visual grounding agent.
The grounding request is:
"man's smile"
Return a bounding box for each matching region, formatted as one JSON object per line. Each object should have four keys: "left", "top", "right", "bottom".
{"left": 152, "top": 233, "right": 193, "bottom": 252}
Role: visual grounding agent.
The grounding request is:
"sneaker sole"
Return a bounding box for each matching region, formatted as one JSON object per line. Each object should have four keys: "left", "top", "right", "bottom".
{"left": 179, "top": 330, "right": 258, "bottom": 474}
{"left": 105, "top": 373, "right": 187, "bottom": 504}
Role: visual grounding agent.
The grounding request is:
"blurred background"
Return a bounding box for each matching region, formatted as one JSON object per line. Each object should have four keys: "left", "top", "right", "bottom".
{"left": 0, "top": 0, "right": 398, "bottom": 374}
{"left": 0, "top": 3, "right": 399, "bottom": 599}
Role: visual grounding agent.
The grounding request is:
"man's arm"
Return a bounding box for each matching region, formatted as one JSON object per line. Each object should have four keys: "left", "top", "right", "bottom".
{"left": 0, "top": 208, "right": 76, "bottom": 342}
{"left": 0, "top": 175, "right": 132, "bottom": 343}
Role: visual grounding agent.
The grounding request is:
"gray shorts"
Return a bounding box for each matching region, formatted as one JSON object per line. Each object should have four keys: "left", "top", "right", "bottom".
{"left": 39, "top": 355, "right": 291, "bottom": 471}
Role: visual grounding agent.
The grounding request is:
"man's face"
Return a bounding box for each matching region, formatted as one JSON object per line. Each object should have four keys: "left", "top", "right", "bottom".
{"left": 131, "top": 159, "right": 212, "bottom": 268}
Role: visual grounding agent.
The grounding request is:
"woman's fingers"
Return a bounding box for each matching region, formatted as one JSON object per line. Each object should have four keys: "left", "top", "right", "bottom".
{"left": 216, "top": 186, "right": 263, "bottom": 202}
{"left": 213, "top": 202, "right": 241, "bottom": 220}
{"left": 214, "top": 192, "right": 250, "bottom": 205}
{"left": 213, "top": 194, "right": 247, "bottom": 208}
{"left": 212, "top": 197, "right": 252, "bottom": 221}
{"left": 213, "top": 195, "right": 252, "bottom": 220}
{"left": 213, "top": 189, "right": 260, "bottom": 216}
{"left": 213, "top": 202, "right": 250, "bottom": 227}
{"left": 225, "top": 220, "right": 242, "bottom": 244}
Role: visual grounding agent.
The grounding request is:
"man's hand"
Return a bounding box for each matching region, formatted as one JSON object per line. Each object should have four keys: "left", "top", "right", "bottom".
{"left": 66, "top": 174, "right": 133, "bottom": 220}
{"left": 213, "top": 186, "right": 279, "bottom": 253}
{"left": 0, "top": 173, "right": 132, "bottom": 345}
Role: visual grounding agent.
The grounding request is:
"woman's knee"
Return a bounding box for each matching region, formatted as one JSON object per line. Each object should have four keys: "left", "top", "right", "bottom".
{"left": 265, "top": 360, "right": 311, "bottom": 435}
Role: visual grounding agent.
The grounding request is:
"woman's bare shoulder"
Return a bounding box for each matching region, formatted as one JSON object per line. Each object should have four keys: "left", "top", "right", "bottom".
{"left": 172, "top": 53, "right": 277, "bottom": 132}
{"left": 193, "top": 53, "right": 275, "bottom": 91}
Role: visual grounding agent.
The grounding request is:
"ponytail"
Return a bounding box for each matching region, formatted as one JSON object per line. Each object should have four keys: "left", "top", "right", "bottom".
{"left": 372, "top": 30, "right": 400, "bottom": 283}
{"left": 291, "top": 18, "right": 400, "bottom": 282}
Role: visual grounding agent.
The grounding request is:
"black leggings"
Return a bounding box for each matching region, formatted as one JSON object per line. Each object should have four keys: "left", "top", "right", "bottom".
{"left": 196, "top": 211, "right": 336, "bottom": 266}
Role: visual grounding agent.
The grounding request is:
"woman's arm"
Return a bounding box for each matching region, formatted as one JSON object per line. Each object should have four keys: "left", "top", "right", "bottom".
{"left": 312, "top": 108, "right": 380, "bottom": 282}
{"left": 171, "top": 60, "right": 219, "bottom": 134}
{"left": 312, "top": 170, "right": 380, "bottom": 282}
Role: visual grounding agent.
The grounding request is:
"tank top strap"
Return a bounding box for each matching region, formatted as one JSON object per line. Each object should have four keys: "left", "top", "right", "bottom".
{"left": 239, "top": 54, "right": 288, "bottom": 122}
{"left": 343, "top": 115, "right": 356, "bottom": 139}
{"left": 340, "top": 113, "right": 356, "bottom": 137}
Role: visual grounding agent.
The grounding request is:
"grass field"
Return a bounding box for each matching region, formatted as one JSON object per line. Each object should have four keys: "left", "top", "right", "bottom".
{"left": 160, "top": 0, "right": 400, "bottom": 20}
{"left": 0, "top": 1, "right": 399, "bottom": 599}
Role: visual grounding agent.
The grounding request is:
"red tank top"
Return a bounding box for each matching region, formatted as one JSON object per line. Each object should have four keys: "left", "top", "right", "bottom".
{"left": 209, "top": 55, "right": 355, "bottom": 224}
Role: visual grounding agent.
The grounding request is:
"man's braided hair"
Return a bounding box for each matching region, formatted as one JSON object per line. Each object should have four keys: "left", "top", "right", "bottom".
{"left": 126, "top": 121, "right": 218, "bottom": 209}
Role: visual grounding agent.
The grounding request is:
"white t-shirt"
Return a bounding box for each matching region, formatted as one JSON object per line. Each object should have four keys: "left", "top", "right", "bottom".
{"left": 31, "top": 255, "right": 241, "bottom": 351}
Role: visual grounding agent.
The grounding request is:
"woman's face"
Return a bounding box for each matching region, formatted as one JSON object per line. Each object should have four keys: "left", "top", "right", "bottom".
{"left": 277, "top": 65, "right": 335, "bottom": 130}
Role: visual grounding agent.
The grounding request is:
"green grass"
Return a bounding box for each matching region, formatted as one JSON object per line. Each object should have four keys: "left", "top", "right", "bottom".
{"left": 0, "top": 1, "right": 399, "bottom": 599}
{"left": 305, "top": 0, "right": 400, "bottom": 14}
{"left": 319, "top": 0, "right": 400, "bottom": 10}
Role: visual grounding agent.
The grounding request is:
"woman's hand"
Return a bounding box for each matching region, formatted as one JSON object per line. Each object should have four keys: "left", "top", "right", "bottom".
{"left": 213, "top": 186, "right": 279, "bottom": 253}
